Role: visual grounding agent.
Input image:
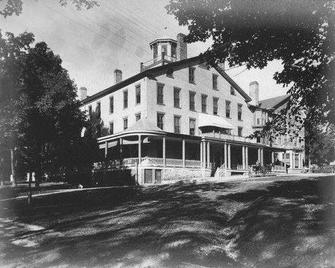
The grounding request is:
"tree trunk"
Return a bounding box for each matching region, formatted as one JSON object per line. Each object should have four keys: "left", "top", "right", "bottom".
{"left": 27, "top": 172, "right": 32, "bottom": 205}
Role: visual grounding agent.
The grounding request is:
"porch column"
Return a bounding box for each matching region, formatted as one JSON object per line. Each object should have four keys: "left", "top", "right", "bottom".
{"left": 224, "top": 142, "right": 227, "bottom": 169}
{"left": 207, "top": 141, "right": 211, "bottom": 168}
{"left": 245, "top": 146, "right": 249, "bottom": 169}
{"left": 119, "top": 138, "right": 123, "bottom": 162}
{"left": 182, "top": 138, "right": 186, "bottom": 168}
{"left": 104, "top": 141, "right": 108, "bottom": 158}
{"left": 200, "top": 140, "right": 203, "bottom": 167}
{"left": 261, "top": 148, "right": 264, "bottom": 165}
{"left": 290, "top": 151, "right": 294, "bottom": 168}
{"left": 138, "top": 135, "right": 142, "bottom": 164}
{"left": 242, "top": 146, "right": 246, "bottom": 170}
{"left": 162, "top": 136, "right": 166, "bottom": 167}
{"left": 227, "top": 143, "right": 231, "bottom": 169}
{"left": 271, "top": 151, "right": 275, "bottom": 163}
{"left": 257, "top": 148, "right": 260, "bottom": 164}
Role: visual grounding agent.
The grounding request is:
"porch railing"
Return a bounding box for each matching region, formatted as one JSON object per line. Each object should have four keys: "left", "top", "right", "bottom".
{"left": 122, "top": 157, "right": 201, "bottom": 168}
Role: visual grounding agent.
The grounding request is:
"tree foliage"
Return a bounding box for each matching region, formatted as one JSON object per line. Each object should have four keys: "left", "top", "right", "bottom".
{"left": 0, "top": 0, "right": 98, "bottom": 17}
{"left": 166, "top": 0, "right": 335, "bottom": 135}
{"left": 0, "top": 31, "right": 97, "bottom": 182}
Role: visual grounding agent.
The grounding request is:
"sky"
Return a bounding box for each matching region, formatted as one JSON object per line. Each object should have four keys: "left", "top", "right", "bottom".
{"left": 0, "top": 0, "right": 288, "bottom": 100}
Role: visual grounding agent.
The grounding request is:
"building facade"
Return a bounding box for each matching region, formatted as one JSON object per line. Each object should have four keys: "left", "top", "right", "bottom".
{"left": 80, "top": 34, "right": 305, "bottom": 185}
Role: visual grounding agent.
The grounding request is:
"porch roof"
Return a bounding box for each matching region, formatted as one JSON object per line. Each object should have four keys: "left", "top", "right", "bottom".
{"left": 198, "top": 113, "right": 234, "bottom": 129}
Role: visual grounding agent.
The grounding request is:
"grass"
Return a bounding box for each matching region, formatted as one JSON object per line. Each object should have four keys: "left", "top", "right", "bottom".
{"left": 0, "top": 175, "right": 335, "bottom": 267}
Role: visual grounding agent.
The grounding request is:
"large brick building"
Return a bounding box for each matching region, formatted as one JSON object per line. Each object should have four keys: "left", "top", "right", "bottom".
{"left": 80, "top": 34, "right": 305, "bottom": 184}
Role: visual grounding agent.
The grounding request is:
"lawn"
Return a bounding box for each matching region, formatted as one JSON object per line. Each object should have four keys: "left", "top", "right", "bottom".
{"left": 0, "top": 175, "right": 335, "bottom": 267}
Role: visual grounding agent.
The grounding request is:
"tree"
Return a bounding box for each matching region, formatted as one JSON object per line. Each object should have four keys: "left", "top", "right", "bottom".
{"left": 305, "top": 124, "right": 335, "bottom": 166}
{"left": 166, "top": 0, "right": 335, "bottom": 136}
{"left": 0, "top": 0, "right": 98, "bottom": 17}
{"left": 0, "top": 31, "right": 88, "bottom": 186}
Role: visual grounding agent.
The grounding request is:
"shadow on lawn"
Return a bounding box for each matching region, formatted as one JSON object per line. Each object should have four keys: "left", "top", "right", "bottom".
{"left": 1, "top": 176, "right": 335, "bottom": 267}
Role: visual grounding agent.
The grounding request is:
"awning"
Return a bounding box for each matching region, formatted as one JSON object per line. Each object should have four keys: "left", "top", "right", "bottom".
{"left": 198, "top": 113, "right": 234, "bottom": 129}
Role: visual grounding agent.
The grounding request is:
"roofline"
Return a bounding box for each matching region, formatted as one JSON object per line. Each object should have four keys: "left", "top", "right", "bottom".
{"left": 149, "top": 38, "right": 177, "bottom": 47}
{"left": 214, "top": 65, "right": 252, "bottom": 102}
{"left": 80, "top": 55, "right": 251, "bottom": 105}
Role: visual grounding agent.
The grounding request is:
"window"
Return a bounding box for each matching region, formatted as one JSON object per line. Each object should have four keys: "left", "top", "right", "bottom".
{"left": 257, "top": 118, "right": 260, "bottom": 125}
{"left": 238, "top": 127, "right": 243, "bottom": 137}
{"left": 161, "top": 44, "right": 167, "bottom": 57}
{"left": 123, "top": 117, "right": 128, "bottom": 130}
{"left": 189, "top": 67, "right": 195, "bottom": 83}
{"left": 167, "top": 68, "right": 174, "bottom": 78}
{"left": 171, "top": 43, "right": 177, "bottom": 58}
{"left": 213, "top": 97, "right": 219, "bottom": 115}
{"left": 174, "top": 115, "right": 181, "bottom": 134}
{"left": 212, "top": 74, "right": 218, "bottom": 90}
{"left": 153, "top": 44, "right": 158, "bottom": 59}
{"left": 238, "top": 104, "right": 242, "bottom": 120}
{"left": 157, "top": 112, "right": 164, "bottom": 130}
{"left": 189, "top": 91, "right": 196, "bottom": 111}
{"left": 225, "top": 100, "right": 231, "bottom": 118}
{"left": 109, "top": 96, "right": 114, "bottom": 114}
{"left": 201, "top": 94, "right": 207, "bottom": 113}
{"left": 88, "top": 105, "right": 92, "bottom": 117}
{"left": 135, "top": 85, "right": 141, "bottom": 104}
{"left": 123, "top": 90, "right": 128, "bottom": 109}
{"left": 109, "top": 122, "right": 114, "bottom": 135}
{"left": 189, "top": 118, "right": 196, "bottom": 136}
{"left": 135, "top": 113, "right": 141, "bottom": 121}
{"left": 174, "top": 87, "right": 181, "bottom": 108}
{"left": 96, "top": 102, "right": 101, "bottom": 118}
{"left": 230, "top": 85, "right": 235, "bottom": 95}
{"left": 157, "top": 83, "right": 164, "bottom": 105}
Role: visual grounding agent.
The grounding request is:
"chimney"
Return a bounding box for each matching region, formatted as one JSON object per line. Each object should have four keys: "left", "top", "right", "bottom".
{"left": 249, "top": 81, "right": 259, "bottom": 106}
{"left": 176, "top": 33, "right": 187, "bottom": 60}
{"left": 79, "top": 87, "right": 87, "bottom": 100}
{"left": 114, "top": 69, "right": 122, "bottom": 84}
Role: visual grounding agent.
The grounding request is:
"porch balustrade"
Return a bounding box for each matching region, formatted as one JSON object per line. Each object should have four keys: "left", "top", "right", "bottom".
{"left": 122, "top": 157, "right": 201, "bottom": 168}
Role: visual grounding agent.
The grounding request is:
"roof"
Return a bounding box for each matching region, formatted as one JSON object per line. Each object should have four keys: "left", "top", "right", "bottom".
{"left": 259, "top": 95, "right": 289, "bottom": 110}
{"left": 81, "top": 55, "right": 251, "bottom": 105}
{"left": 126, "top": 118, "right": 165, "bottom": 133}
{"left": 198, "top": 113, "right": 234, "bottom": 129}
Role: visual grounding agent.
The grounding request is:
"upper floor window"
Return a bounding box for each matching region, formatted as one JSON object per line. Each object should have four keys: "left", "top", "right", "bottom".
{"left": 225, "top": 100, "right": 231, "bottom": 118}
{"left": 230, "top": 85, "right": 235, "bottom": 95}
{"left": 157, "top": 83, "right": 164, "bottom": 105}
{"left": 123, "top": 90, "right": 128, "bottom": 109}
{"left": 174, "top": 115, "right": 181, "bottom": 134}
{"left": 257, "top": 118, "right": 260, "bottom": 125}
{"left": 157, "top": 112, "right": 164, "bottom": 130}
{"left": 109, "top": 96, "right": 114, "bottom": 114}
{"left": 189, "top": 91, "right": 196, "bottom": 111}
{"left": 212, "top": 74, "right": 218, "bottom": 90}
{"left": 189, "top": 118, "right": 196, "bottom": 136}
{"left": 189, "top": 67, "right": 195, "bottom": 83}
{"left": 135, "top": 112, "right": 141, "bottom": 121}
{"left": 123, "top": 117, "right": 128, "bottom": 130}
{"left": 109, "top": 122, "right": 114, "bottom": 135}
{"left": 238, "top": 104, "right": 242, "bottom": 120}
{"left": 238, "top": 127, "right": 243, "bottom": 137}
{"left": 213, "top": 97, "right": 219, "bottom": 115}
{"left": 96, "top": 102, "right": 101, "bottom": 118}
{"left": 135, "top": 85, "right": 141, "bottom": 104}
{"left": 201, "top": 94, "right": 207, "bottom": 113}
{"left": 174, "top": 87, "right": 181, "bottom": 108}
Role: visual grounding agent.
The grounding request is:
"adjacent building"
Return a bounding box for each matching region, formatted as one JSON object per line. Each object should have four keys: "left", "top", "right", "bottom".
{"left": 80, "top": 34, "right": 305, "bottom": 184}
